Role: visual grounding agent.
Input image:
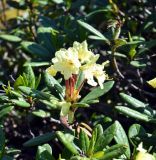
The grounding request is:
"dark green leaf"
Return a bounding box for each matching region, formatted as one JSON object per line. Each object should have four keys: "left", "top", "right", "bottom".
{"left": 120, "top": 93, "right": 147, "bottom": 108}
{"left": 44, "top": 72, "right": 64, "bottom": 99}
{"left": 23, "top": 132, "right": 55, "bottom": 147}
{"left": 115, "top": 106, "right": 150, "bottom": 122}
{"left": 0, "top": 106, "right": 14, "bottom": 119}
{"left": 24, "top": 65, "right": 35, "bottom": 88}
{"left": 94, "top": 123, "right": 116, "bottom": 152}
{"left": 128, "top": 124, "right": 146, "bottom": 146}
{"left": 101, "top": 144, "right": 127, "bottom": 160}
{"left": 79, "top": 129, "right": 90, "bottom": 154}
{"left": 114, "top": 121, "right": 131, "bottom": 159}
{"left": 21, "top": 41, "right": 50, "bottom": 58}
{"left": 81, "top": 81, "right": 114, "bottom": 103}
{"left": 37, "top": 27, "right": 55, "bottom": 53}
{"left": 77, "top": 20, "right": 109, "bottom": 43}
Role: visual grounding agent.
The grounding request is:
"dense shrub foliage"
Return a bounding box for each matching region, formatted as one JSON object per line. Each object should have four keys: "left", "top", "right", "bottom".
{"left": 0, "top": 0, "right": 156, "bottom": 159}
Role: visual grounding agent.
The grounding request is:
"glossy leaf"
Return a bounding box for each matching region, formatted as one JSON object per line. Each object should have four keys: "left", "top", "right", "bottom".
{"left": 128, "top": 124, "right": 146, "bottom": 146}
{"left": 35, "top": 144, "right": 55, "bottom": 160}
{"left": 37, "top": 27, "right": 55, "bottom": 53}
{"left": 44, "top": 72, "right": 64, "bottom": 99}
{"left": 56, "top": 131, "right": 79, "bottom": 155}
{"left": 0, "top": 106, "right": 14, "bottom": 119}
{"left": 77, "top": 20, "right": 109, "bottom": 42}
{"left": 79, "top": 129, "right": 90, "bottom": 154}
{"left": 115, "top": 106, "right": 150, "bottom": 122}
{"left": 24, "top": 65, "right": 35, "bottom": 88}
{"left": 0, "top": 34, "right": 21, "bottom": 42}
{"left": 120, "top": 92, "right": 147, "bottom": 108}
{"left": 101, "top": 144, "right": 127, "bottom": 160}
{"left": 32, "top": 110, "right": 50, "bottom": 118}
{"left": 23, "top": 132, "right": 55, "bottom": 147}
{"left": 11, "top": 99, "right": 30, "bottom": 108}
{"left": 81, "top": 81, "right": 114, "bottom": 103}
{"left": 94, "top": 123, "right": 116, "bottom": 152}
{"left": 21, "top": 41, "right": 50, "bottom": 58}
{"left": 114, "top": 121, "right": 131, "bottom": 159}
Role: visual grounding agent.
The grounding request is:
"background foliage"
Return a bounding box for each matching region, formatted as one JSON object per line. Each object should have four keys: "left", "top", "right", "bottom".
{"left": 0, "top": 0, "right": 156, "bottom": 159}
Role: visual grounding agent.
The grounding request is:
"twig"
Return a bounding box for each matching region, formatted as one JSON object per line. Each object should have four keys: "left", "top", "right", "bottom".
{"left": 50, "top": 118, "right": 61, "bottom": 124}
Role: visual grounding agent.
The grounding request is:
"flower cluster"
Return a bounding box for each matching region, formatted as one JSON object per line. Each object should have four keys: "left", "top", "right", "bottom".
{"left": 46, "top": 41, "right": 108, "bottom": 102}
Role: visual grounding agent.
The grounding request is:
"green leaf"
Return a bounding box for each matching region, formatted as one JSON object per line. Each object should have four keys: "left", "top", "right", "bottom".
{"left": 10, "top": 90, "right": 23, "bottom": 98}
{"left": 130, "top": 61, "right": 147, "bottom": 68}
{"left": 87, "top": 124, "right": 103, "bottom": 156}
{"left": 101, "top": 144, "right": 127, "bottom": 160}
{"left": 113, "top": 39, "right": 127, "bottom": 49}
{"left": 120, "top": 93, "right": 147, "bottom": 108}
{"left": 0, "top": 127, "right": 5, "bottom": 159}
{"left": 81, "top": 81, "right": 114, "bottom": 103}
{"left": 60, "top": 102, "right": 71, "bottom": 117}
{"left": 128, "top": 124, "right": 146, "bottom": 146}
{"left": 77, "top": 20, "right": 109, "bottom": 43}
{"left": 35, "top": 144, "right": 55, "bottom": 160}
{"left": 39, "top": 100, "right": 59, "bottom": 110}
{"left": 37, "top": 27, "right": 55, "bottom": 53}
{"left": 115, "top": 106, "right": 150, "bottom": 122}
{"left": 44, "top": 72, "right": 64, "bottom": 99}
{"left": 24, "top": 65, "right": 35, "bottom": 88}
{"left": 0, "top": 34, "right": 21, "bottom": 42}
{"left": 79, "top": 129, "right": 90, "bottom": 154}
{"left": 14, "top": 75, "right": 26, "bottom": 90}
{"left": 18, "top": 86, "right": 56, "bottom": 100}
{"left": 56, "top": 131, "right": 79, "bottom": 155}
{"left": 75, "top": 71, "right": 85, "bottom": 90}
{"left": 94, "top": 123, "right": 116, "bottom": 152}
{"left": 35, "top": 74, "right": 41, "bottom": 89}
{"left": 92, "top": 151, "right": 104, "bottom": 159}
{"left": 32, "top": 110, "right": 50, "bottom": 118}
{"left": 87, "top": 130, "right": 96, "bottom": 155}
{"left": 95, "top": 124, "right": 103, "bottom": 139}
{"left": 0, "top": 106, "right": 14, "bottom": 119}
{"left": 114, "top": 121, "right": 131, "bottom": 159}
{"left": 11, "top": 99, "right": 30, "bottom": 108}
{"left": 21, "top": 41, "right": 50, "bottom": 58}
{"left": 89, "top": 35, "right": 107, "bottom": 41}
{"left": 23, "top": 132, "right": 55, "bottom": 147}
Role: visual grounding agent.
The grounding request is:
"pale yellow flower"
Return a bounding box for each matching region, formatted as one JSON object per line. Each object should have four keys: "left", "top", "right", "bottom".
{"left": 81, "top": 61, "right": 109, "bottom": 89}
{"left": 52, "top": 48, "right": 81, "bottom": 80}
{"left": 46, "top": 65, "right": 57, "bottom": 76}
{"left": 135, "top": 143, "right": 155, "bottom": 160}
{"left": 73, "top": 40, "right": 99, "bottom": 63}
{"left": 147, "top": 77, "right": 156, "bottom": 88}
